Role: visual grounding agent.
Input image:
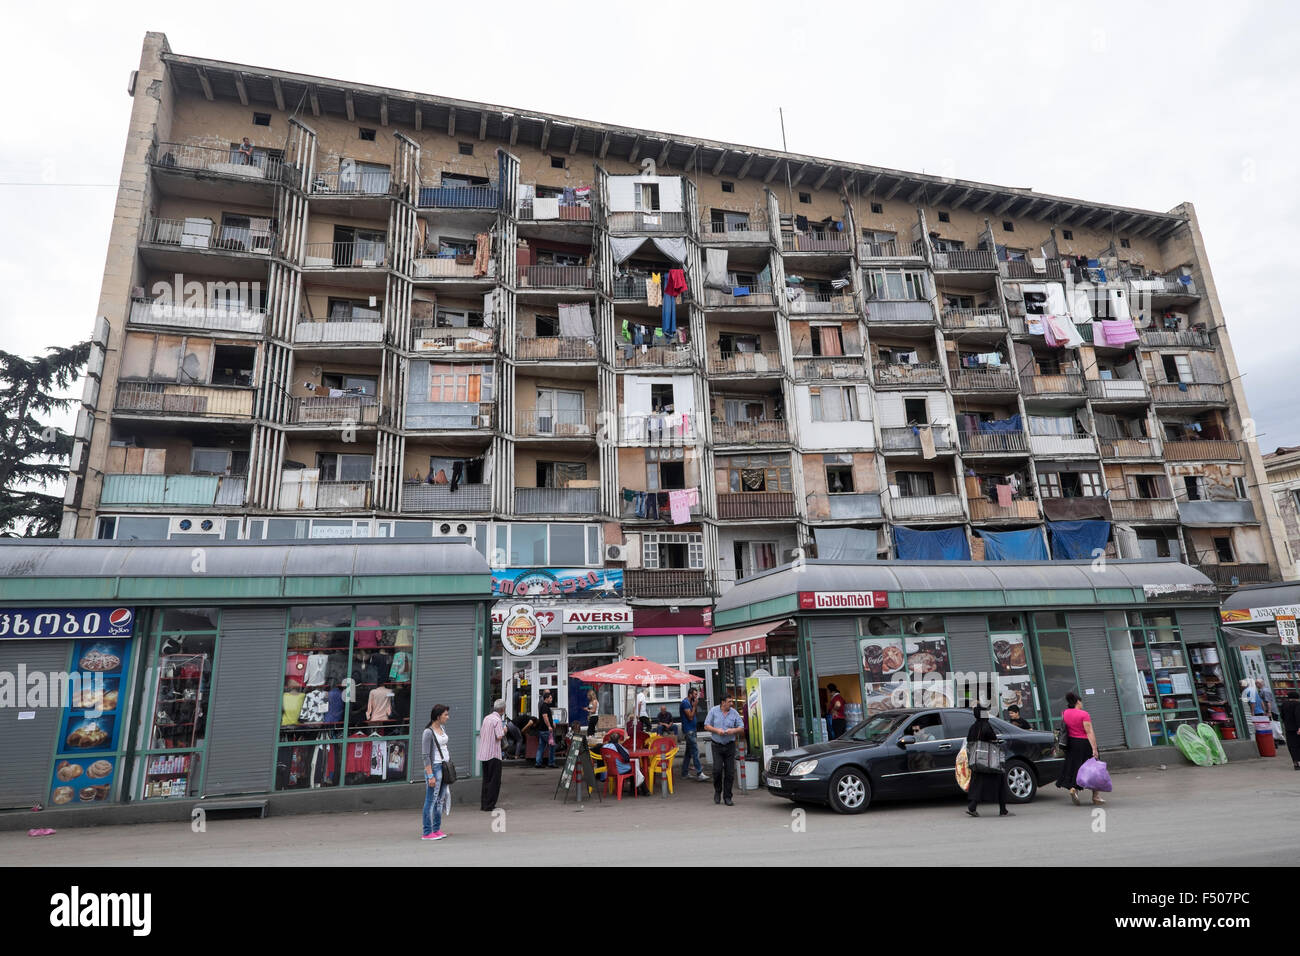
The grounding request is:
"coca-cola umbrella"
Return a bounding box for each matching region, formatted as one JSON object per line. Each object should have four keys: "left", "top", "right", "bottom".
{"left": 570, "top": 657, "right": 701, "bottom": 742}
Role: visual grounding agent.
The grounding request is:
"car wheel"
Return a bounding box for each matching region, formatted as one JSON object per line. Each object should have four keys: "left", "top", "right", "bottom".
{"left": 1005, "top": 760, "right": 1037, "bottom": 803}
{"left": 828, "top": 767, "right": 871, "bottom": 814}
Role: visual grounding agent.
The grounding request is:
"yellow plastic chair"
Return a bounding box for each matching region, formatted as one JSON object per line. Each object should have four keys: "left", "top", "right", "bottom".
{"left": 648, "top": 743, "right": 679, "bottom": 794}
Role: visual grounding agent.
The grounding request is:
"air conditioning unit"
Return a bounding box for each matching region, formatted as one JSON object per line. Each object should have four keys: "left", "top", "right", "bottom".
{"left": 434, "top": 521, "right": 479, "bottom": 538}
{"left": 605, "top": 544, "right": 629, "bottom": 562}
{"left": 168, "top": 516, "right": 224, "bottom": 536}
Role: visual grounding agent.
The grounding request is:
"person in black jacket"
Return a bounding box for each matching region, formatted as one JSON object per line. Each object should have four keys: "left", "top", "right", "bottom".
{"left": 965, "top": 705, "right": 1009, "bottom": 817}
{"left": 1280, "top": 691, "right": 1300, "bottom": 770}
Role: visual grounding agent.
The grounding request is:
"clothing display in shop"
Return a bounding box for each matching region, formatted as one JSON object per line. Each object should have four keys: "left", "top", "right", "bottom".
{"left": 389, "top": 650, "right": 411, "bottom": 683}
{"left": 668, "top": 488, "right": 699, "bottom": 524}
{"left": 355, "top": 651, "right": 390, "bottom": 687}
{"left": 282, "top": 691, "right": 305, "bottom": 727}
{"left": 310, "top": 741, "right": 338, "bottom": 787}
{"left": 367, "top": 686, "right": 396, "bottom": 722}
{"left": 298, "top": 689, "right": 329, "bottom": 723}
{"left": 324, "top": 687, "right": 345, "bottom": 724}
{"left": 304, "top": 653, "right": 329, "bottom": 687}
{"left": 473, "top": 232, "right": 492, "bottom": 276}
{"left": 355, "top": 619, "right": 382, "bottom": 648}
{"left": 346, "top": 733, "right": 370, "bottom": 776}
{"left": 370, "top": 740, "right": 388, "bottom": 779}
{"left": 285, "top": 652, "right": 308, "bottom": 688}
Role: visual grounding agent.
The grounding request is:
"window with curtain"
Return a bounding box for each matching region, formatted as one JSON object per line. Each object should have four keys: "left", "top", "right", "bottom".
{"left": 810, "top": 386, "right": 862, "bottom": 422}
{"left": 894, "top": 472, "right": 937, "bottom": 497}
{"left": 1028, "top": 414, "right": 1078, "bottom": 436}
{"left": 717, "top": 454, "right": 791, "bottom": 493}
{"left": 536, "top": 388, "right": 585, "bottom": 432}
{"left": 428, "top": 364, "right": 484, "bottom": 402}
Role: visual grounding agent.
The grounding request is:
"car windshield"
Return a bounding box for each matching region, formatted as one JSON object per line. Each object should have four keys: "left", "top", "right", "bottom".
{"left": 844, "top": 713, "right": 909, "bottom": 743}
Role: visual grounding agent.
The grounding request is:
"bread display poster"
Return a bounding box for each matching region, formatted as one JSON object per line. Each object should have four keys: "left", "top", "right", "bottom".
{"left": 48, "top": 637, "right": 132, "bottom": 805}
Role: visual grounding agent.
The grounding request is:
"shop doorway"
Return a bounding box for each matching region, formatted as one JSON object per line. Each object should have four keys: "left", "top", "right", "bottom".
{"left": 508, "top": 657, "right": 563, "bottom": 723}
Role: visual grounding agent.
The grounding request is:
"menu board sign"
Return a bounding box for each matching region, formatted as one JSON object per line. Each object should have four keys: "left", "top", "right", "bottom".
{"left": 48, "top": 636, "right": 133, "bottom": 806}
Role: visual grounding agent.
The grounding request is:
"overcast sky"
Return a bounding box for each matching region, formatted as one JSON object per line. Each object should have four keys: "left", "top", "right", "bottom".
{"left": 3, "top": 1, "right": 1298, "bottom": 448}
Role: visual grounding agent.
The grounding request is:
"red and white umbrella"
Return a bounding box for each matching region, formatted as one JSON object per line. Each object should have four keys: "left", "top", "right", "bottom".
{"left": 570, "top": 656, "right": 701, "bottom": 747}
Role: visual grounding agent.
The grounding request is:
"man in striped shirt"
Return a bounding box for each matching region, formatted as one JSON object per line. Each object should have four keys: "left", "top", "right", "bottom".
{"left": 478, "top": 699, "right": 508, "bottom": 811}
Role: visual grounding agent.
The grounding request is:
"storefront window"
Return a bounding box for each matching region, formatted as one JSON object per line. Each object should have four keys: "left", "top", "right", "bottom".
{"left": 1105, "top": 610, "right": 1199, "bottom": 747}
{"left": 856, "top": 616, "right": 952, "bottom": 713}
{"left": 1030, "top": 614, "right": 1077, "bottom": 725}
{"left": 277, "top": 604, "right": 415, "bottom": 790}
{"left": 987, "top": 613, "right": 1036, "bottom": 726}
{"left": 135, "top": 608, "right": 218, "bottom": 800}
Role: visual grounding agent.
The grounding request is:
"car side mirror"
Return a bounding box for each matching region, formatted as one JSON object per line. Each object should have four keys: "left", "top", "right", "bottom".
{"left": 898, "top": 735, "right": 916, "bottom": 748}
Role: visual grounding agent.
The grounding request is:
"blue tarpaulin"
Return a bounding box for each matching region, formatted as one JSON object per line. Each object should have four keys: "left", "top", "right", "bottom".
{"left": 894, "top": 526, "right": 971, "bottom": 561}
{"left": 976, "top": 528, "right": 1049, "bottom": 561}
{"left": 977, "top": 415, "right": 1022, "bottom": 434}
{"left": 1048, "top": 520, "right": 1111, "bottom": 560}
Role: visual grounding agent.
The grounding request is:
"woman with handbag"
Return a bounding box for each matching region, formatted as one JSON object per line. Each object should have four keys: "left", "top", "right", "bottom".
{"left": 1055, "top": 691, "right": 1104, "bottom": 806}
{"left": 964, "top": 705, "right": 1009, "bottom": 817}
{"left": 421, "top": 704, "right": 454, "bottom": 841}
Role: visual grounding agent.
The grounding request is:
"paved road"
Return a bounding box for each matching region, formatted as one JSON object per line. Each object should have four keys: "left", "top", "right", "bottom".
{"left": 4, "top": 758, "right": 1298, "bottom": 866}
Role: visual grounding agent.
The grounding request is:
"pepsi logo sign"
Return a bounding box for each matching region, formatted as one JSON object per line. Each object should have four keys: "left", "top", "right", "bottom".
{"left": 108, "top": 608, "right": 134, "bottom": 633}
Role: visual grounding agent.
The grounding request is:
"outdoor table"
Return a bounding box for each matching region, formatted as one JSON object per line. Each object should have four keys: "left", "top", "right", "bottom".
{"left": 626, "top": 748, "right": 669, "bottom": 799}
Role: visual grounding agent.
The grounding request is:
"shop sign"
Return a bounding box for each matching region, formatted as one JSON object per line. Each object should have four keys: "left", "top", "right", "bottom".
{"left": 492, "top": 568, "right": 623, "bottom": 599}
{"left": 1143, "top": 584, "right": 1219, "bottom": 601}
{"left": 697, "top": 636, "right": 767, "bottom": 661}
{"left": 47, "top": 635, "right": 134, "bottom": 807}
{"left": 1277, "top": 615, "right": 1298, "bottom": 646}
{"left": 491, "top": 604, "right": 633, "bottom": 636}
{"left": 1221, "top": 604, "right": 1300, "bottom": 624}
{"left": 501, "top": 605, "right": 543, "bottom": 657}
{"left": 798, "top": 590, "right": 889, "bottom": 611}
{"left": 0, "top": 607, "right": 134, "bottom": 640}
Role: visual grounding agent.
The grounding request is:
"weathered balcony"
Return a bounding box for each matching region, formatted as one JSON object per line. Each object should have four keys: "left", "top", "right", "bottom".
{"left": 940, "top": 308, "right": 1006, "bottom": 331}
{"left": 606, "top": 210, "right": 686, "bottom": 233}
{"left": 782, "top": 231, "right": 853, "bottom": 254}
{"left": 1195, "top": 563, "right": 1270, "bottom": 589}
{"left": 142, "top": 216, "right": 275, "bottom": 254}
{"left": 519, "top": 265, "right": 594, "bottom": 290}
{"left": 1098, "top": 437, "right": 1163, "bottom": 459}
{"left": 787, "top": 291, "right": 856, "bottom": 315}
{"left": 865, "top": 299, "right": 933, "bottom": 324}
{"left": 515, "top": 407, "right": 599, "bottom": 439}
{"left": 280, "top": 474, "right": 372, "bottom": 510}
{"left": 968, "top": 497, "right": 1039, "bottom": 521}
{"left": 1139, "top": 329, "right": 1212, "bottom": 349}
{"left": 859, "top": 238, "right": 927, "bottom": 260}
{"left": 1027, "top": 433, "right": 1095, "bottom": 456}
{"left": 795, "top": 356, "right": 870, "bottom": 381}
{"left": 958, "top": 430, "right": 1029, "bottom": 455}
{"left": 880, "top": 425, "right": 954, "bottom": 454}
{"left": 717, "top": 492, "right": 796, "bottom": 519}
{"left": 1110, "top": 497, "right": 1179, "bottom": 522}
{"left": 412, "top": 324, "right": 495, "bottom": 354}
{"left": 709, "top": 350, "right": 782, "bottom": 375}
{"left": 100, "top": 473, "right": 247, "bottom": 507}
{"left": 516, "top": 336, "right": 598, "bottom": 361}
{"left": 624, "top": 569, "right": 713, "bottom": 598}
{"left": 417, "top": 183, "right": 501, "bottom": 210}
{"left": 129, "top": 297, "right": 266, "bottom": 334}
{"left": 931, "top": 249, "right": 996, "bottom": 271}
{"left": 1086, "top": 379, "right": 1150, "bottom": 402}
{"left": 620, "top": 488, "right": 702, "bottom": 521}
{"left": 294, "top": 317, "right": 384, "bottom": 344}
{"left": 405, "top": 402, "right": 495, "bottom": 430}
{"left": 115, "top": 382, "right": 254, "bottom": 418}
{"left": 151, "top": 142, "right": 285, "bottom": 182}
{"left": 1130, "top": 275, "right": 1199, "bottom": 297}
{"left": 400, "top": 482, "right": 493, "bottom": 513}
{"left": 1020, "top": 373, "right": 1085, "bottom": 397}
{"left": 873, "top": 361, "right": 945, "bottom": 388}
{"left": 303, "top": 241, "right": 388, "bottom": 269}
{"left": 620, "top": 414, "right": 697, "bottom": 443}
{"left": 700, "top": 218, "right": 770, "bottom": 244}
{"left": 805, "top": 492, "right": 883, "bottom": 521}
{"left": 712, "top": 420, "right": 789, "bottom": 444}
{"left": 1162, "top": 439, "right": 1241, "bottom": 461}
{"left": 514, "top": 487, "right": 600, "bottom": 515}
{"left": 517, "top": 198, "right": 593, "bottom": 222}
{"left": 1151, "top": 382, "right": 1228, "bottom": 405}
{"left": 1177, "top": 499, "right": 1258, "bottom": 525}
{"left": 950, "top": 367, "right": 1017, "bottom": 391}
{"left": 410, "top": 257, "right": 489, "bottom": 280}
{"left": 702, "top": 285, "right": 777, "bottom": 308}
{"left": 289, "top": 395, "right": 382, "bottom": 425}
{"left": 311, "top": 168, "right": 393, "bottom": 195}
{"left": 888, "top": 493, "right": 965, "bottom": 520}
{"left": 615, "top": 344, "right": 696, "bottom": 369}
{"left": 1041, "top": 496, "right": 1111, "bottom": 522}
{"left": 1000, "top": 259, "right": 1064, "bottom": 280}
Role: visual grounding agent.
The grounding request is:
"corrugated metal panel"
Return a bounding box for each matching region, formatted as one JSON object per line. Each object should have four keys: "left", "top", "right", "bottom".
{"left": 945, "top": 614, "right": 993, "bottom": 674}
{"left": 1178, "top": 606, "right": 1219, "bottom": 645}
{"left": 413, "top": 603, "right": 478, "bottom": 776}
{"left": 214, "top": 476, "right": 247, "bottom": 506}
{"left": 0, "top": 640, "right": 71, "bottom": 808}
{"left": 202, "top": 608, "right": 286, "bottom": 796}
{"left": 808, "top": 617, "right": 860, "bottom": 676}
{"left": 1067, "top": 611, "right": 1125, "bottom": 748}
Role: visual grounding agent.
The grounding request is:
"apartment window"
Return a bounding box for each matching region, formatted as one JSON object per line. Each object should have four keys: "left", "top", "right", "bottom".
{"left": 1120, "top": 238, "right": 1131, "bottom": 249}
{"left": 1003, "top": 247, "right": 1027, "bottom": 262}
{"left": 210, "top": 345, "right": 255, "bottom": 386}
{"left": 1234, "top": 476, "right": 1248, "bottom": 499}
{"left": 315, "top": 453, "right": 373, "bottom": 482}
{"left": 1133, "top": 475, "right": 1163, "bottom": 499}
{"left": 870, "top": 202, "right": 883, "bottom": 214}
{"left": 359, "top": 128, "right": 376, "bottom": 141}
{"left": 1292, "top": 489, "right": 1300, "bottom": 514}
{"left": 327, "top": 297, "right": 381, "bottom": 321}
{"left": 1162, "top": 354, "right": 1193, "bottom": 383}
{"left": 253, "top": 112, "right": 271, "bottom": 126}
{"left": 535, "top": 388, "right": 585, "bottom": 433}
{"left": 1041, "top": 472, "right": 1062, "bottom": 498}
{"left": 646, "top": 446, "right": 687, "bottom": 492}
{"left": 634, "top": 183, "right": 661, "bottom": 211}
{"left": 650, "top": 383, "right": 674, "bottom": 412}
{"left": 1035, "top": 353, "right": 1063, "bottom": 375}
{"left": 537, "top": 461, "right": 587, "bottom": 488}
{"left": 191, "top": 448, "right": 248, "bottom": 476}
{"left": 1213, "top": 536, "right": 1235, "bottom": 563}
{"left": 867, "top": 269, "right": 928, "bottom": 300}
{"left": 427, "top": 364, "right": 483, "bottom": 402}
{"left": 1080, "top": 472, "right": 1102, "bottom": 497}
{"left": 799, "top": 192, "right": 811, "bottom": 204}
{"left": 534, "top": 313, "right": 558, "bottom": 337}
{"left": 943, "top": 293, "right": 976, "bottom": 310}
{"left": 735, "top": 541, "right": 779, "bottom": 579}
{"left": 903, "top": 398, "right": 928, "bottom": 425}
{"left": 1029, "top": 414, "right": 1079, "bottom": 436}
{"left": 809, "top": 385, "right": 868, "bottom": 423}
{"left": 1181, "top": 476, "right": 1205, "bottom": 501}
{"left": 894, "top": 471, "right": 937, "bottom": 498}
{"left": 458, "top": 142, "right": 474, "bottom": 156}
{"left": 642, "top": 532, "right": 705, "bottom": 570}
{"left": 721, "top": 181, "right": 735, "bottom": 193}
{"left": 437, "top": 236, "right": 477, "bottom": 257}
{"left": 717, "top": 454, "right": 791, "bottom": 494}
{"left": 808, "top": 324, "right": 844, "bottom": 357}
{"left": 937, "top": 211, "right": 950, "bottom": 223}
{"left": 434, "top": 308, "right": 484, "bottom": 329}
{"left": 321, "top": 372, "right": 378, "bottom": 395}
{"left": 1062, "top": 230, "right": 1073, "bottom": 240}
{"left": 721, "top": 398, "right": 767, "bottom": 424}
{"left": 718, "top": 332, "right": 761, "bottom": 356}
{"left": 1002, "top": 221, "right": 1014, "bottom": 232}
{"left": 826, "top": 465, "right": 855, "bottom": 493}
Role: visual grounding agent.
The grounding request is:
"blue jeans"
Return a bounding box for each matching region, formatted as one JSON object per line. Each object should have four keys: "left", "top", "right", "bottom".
{"left": 422, "top": 765, "right": 446, "bottom": 835}
{"left": 681, "top": 730, "right": 703, "bottom": 775}
{"left": 535, "top": 730, "right": 554, "bottom": 766}
{"left": 662, "top": 294, "right": 676, "bottom": 335}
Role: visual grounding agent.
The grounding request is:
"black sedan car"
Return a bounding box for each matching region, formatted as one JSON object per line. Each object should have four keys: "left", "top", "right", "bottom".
{"left": 765, "top": 708, "right": 1063, "bottom": 813}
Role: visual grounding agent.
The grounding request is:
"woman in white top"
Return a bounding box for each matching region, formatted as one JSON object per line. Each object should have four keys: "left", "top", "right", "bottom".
{"left": 421, "top": 704, "right": 452, "bottom": 840}
{"left": 586, "top": 689, "right": 600, "bottom": 735}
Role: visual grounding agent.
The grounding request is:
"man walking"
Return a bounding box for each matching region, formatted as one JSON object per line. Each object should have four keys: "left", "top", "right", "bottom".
{"left": 478, "top": 699, "right": 508, "bottom": 811}
{"left": 535, "top": 690, "right": 557, "bottom": 768}
{"left": 679, "top": 687, "right": 708, "bottom": 780}
{"left": 703, "top": 697, "right": 745, "bottom": 805}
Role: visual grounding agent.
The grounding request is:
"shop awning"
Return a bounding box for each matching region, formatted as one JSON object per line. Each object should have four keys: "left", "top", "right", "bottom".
{"left": 695, "top": 618, "right": 794, "bottom": 661}
{"left": 1222, "top": 625, "right": 1276, "bottom": 649}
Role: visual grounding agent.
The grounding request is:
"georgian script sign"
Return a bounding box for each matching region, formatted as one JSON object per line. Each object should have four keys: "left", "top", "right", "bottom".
{"left": 0, "top": 608, "right": 134, "bottom": 639}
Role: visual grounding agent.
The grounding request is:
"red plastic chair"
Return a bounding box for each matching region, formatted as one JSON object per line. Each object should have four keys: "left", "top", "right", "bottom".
{"left": 647, "top": 736, "right": 678, "bottom": 794}
{"left": 601, "top": 745, "right": 637, "bottom": 800}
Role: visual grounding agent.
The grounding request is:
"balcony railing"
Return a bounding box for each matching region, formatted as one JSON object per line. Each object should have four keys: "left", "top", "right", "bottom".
{"left": 712, "top": 420, "right": 789, "bottom": 444}
{"left": 151, "top": 142, "right": 285, "bottom": 182}
{"left": 303, "top": 242, "right": 388, "bottom": 269}
{"left": 405, "top": 402, "right": 495, "bottom": 430}
{"left": 1086, "top": 379, "right": 1150, "bottom": 401}
{"left": 115, "top": 382, "right": 254, "bottom": 418}
{"left": 280, "top": 476, "right": 372, "bottom": 511}
{"left": 606, "top": 210, "right": 686, "bottom": 233}
{"left": 795, "top": 357, "right": 870, "bottom": 380}
{"left": 1001, "top": 259, "right": 1064, "bottom": 280}
{"left": 700, "top": 219, "right": 770, "bottom": 243}
{"left": 520, "top": 265, "right": 594, "bottom": 289}
{"left": 294, "top": 318, "right": 385, "bottom": 344}
{"left": 931, "top": 249, "right": 996, "bottom": 271}
{"left": 1130, "top": 275, "right": 1199, "bottom": 297}
{"left": 515, "top": 407, "right": 599, "bottom": 438}
{"left": 1021, "top": 373, "right": 1085, "bottom": 397}
{"left": 968, "top": 497, "right": 1039, "bottom": 521}
{"left": 958, "top": 430, "right": 1029, "bottom": 455}
{"left": 1151, "top": 382, "right": 1228, "bottom": 405}
{"left": 129, "top": 298, "right": 266, "bottom": 334}
{"left": 1195, "top": 563, "right": 1271, "bottom": 589}
{"left": 702, "top": 285, "right": 777, "bottom": 308}
{"left": 1139, "top": 329, "right": 1212, "bottom": 349}
{"left": 624, "top": 569, "right": 713, "bottom": 598}
{"left": 516, "top": 336, "right": 598, "bottom": 361}
{"left": 950, "top": 367, "right": 1017, "bottom": 391}
{"left": 1110, "top": 497, "right": 1179, "bottom": 521}
{"left": 1162, "top": 439, "right": 1241, "bottom": 461}
{"left": 709, "top": 350, "right": 782, "bottom": 375}
{"left": 1098, "top": 437, "right": 1162, "bottom": 458}
{"left": 717, "top": 492, "right": 796, "bottom": 519}
{"left": 620, "top": 414, "right": 697, "bottom": 443}
{"left": 859, "top": 238, "right": 927, "bottom": 260}
{"left": 400, "top": 482, "right": 493, "bottom": 513}
{"left": 289, "top": 395, "right": 382, "bottom": 425}
{"left": 311, "top": 168, "right": 393, "bottom": 195}
{"left": 100, "top": 473, "right": 247, "bottom": 507}
{"left": 880, "top": 425, "right": 954, "bottom": 454}
{"left": 514, "top": 487, "right": 600, "bottom": 515}
{"left": 410, "top": 257, "right": 486, "bottom": 279}
{"left": 888, "top": 493, "right": 965, "bottom": 520}
{"left": 1027, "top": 433, "right": 1096, "bottom": 455}
{"left": 805, "top": 492, "right": 883, "bottom": 521}
{"left": 616, "top": 345, "right": 696, "bottom": 369}
{"left": 873, "top": 362, "right": 945, "bottom": 387}
{"left": 412, "top": 324, "right": 496, "bottom": 354}
{"left": 141, "top": 217, "right": 275, "bottom": 254}
{"left": 787, "top": 291, "right": 856, "bottom": 315}
{"left": 417, "top": 184, "right": 501, "bottom": 210}
{"left": 940, "top": 308, "right": 1006, "bottom": 331}
{"left": 865, "top": 299, "right": 934, "bottom": 324}
{"left": 619, "top": 489, "right": 702, "bottom": 521}
{"left": 782, "top": 231, "right": 853, "bottom": 253}
{"left": 517, "top": 198, "right": 593, "bottom": 221}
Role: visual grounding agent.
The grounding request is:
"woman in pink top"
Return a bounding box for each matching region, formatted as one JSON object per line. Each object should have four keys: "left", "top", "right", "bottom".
{"left": 1054, "top": 691, "right": 1104, "bottom": 805}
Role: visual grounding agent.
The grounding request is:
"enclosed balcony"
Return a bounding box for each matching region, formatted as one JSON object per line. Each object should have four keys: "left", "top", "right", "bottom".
{"left": 400, "top": 482, "right": 493, "bottom": 513}
{"left": 805, "top": 492, "right": 883, "bottom": 521}
{"left": 513, "top": 486, "right": 600, "bottom": 516}
{"left": 100, "top": 473, "right": 247, "bottom": 507}
{"left": 1177, "top": 499, "right": 1258, "bottom": 525}
{"left": 623, "top": 569, "right": 713, "bottom": 599}
{"left": 1151, "top": 382, "right": 1228, "bottom": 406}
{"left": 1162, "top": 439, "right": 1241, "bottom": 461}
{"left": 888, "top": 493, "right": 965, "bottom": 521}
{"left": 716, "top": 492, "right": 796, "bottom": 519}
{"left": 1110, "top": 497, "right": 1180, "bottom": 522}
{"left": 1086, "top": 378, "right": 1150, "bottom": 402}
{"left": 880, "top": 425, "right": 955, "bottom": 455}
{"left": 280, "top": 471, "right": 372, "bottom": 511}
{"left": 128, "top": 296, "right": 266, "bottom": 335}
{"left": 294, "top": 315, "right": 385, "bottom": 345}
{"left": 606, "top": 210, "right": 687, "bottom": 233}
{"left": 115, "top": 382, "right": 254, "bottom": 419}
{"left": 1098, "top": 437, "right": 1163, "bottom": 459}
{"left": 873, "top": 361, "right": 945, "bottom": 388}
{"left": 864, "top": 299, "right": 934, "bottom": 325}
{"left": 1027, "top": 431, "right": 1095, "bottom": 456}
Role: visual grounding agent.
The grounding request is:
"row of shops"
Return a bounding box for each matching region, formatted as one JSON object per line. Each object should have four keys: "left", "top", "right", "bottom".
{"left": 0, "top": 539, "right": 1280, "bottom": 817}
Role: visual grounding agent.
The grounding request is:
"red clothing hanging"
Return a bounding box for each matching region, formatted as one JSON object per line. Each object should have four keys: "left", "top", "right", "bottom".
{"left": 664, "top": 269, "right": 688, "bottom": 298}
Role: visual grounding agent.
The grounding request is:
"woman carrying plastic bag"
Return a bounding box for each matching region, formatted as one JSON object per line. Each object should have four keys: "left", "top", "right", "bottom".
{"left": 964, "top": 705, "right": 1010, "bottom": 817}
{"left": 1055, "top": 691, "right": 1106, "bottom": 806}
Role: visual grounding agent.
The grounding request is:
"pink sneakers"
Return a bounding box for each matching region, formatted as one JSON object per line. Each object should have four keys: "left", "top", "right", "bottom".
{"left": 421, "top": 830, "right": 447, "bottom": 841}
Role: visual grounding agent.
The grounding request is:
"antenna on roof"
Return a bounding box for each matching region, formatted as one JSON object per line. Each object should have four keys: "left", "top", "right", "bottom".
{"left": 779, "top": 108, "right": 793, "bottom": 208}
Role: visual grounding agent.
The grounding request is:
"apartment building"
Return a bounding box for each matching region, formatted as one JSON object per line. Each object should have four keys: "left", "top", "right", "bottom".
{"left": 66, "top": 34, "right": 1289, "bottom": 713}
{"left": 1263, "top": 446, "right": 1300, "bottom": 576}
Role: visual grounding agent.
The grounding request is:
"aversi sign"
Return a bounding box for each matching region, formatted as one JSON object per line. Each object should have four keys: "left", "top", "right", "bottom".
{"left": 798, "top": 590, "right": 889, "bottom": 610}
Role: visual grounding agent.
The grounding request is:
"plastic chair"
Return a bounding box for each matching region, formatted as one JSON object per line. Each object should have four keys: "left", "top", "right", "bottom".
{"left": 648, "top": 738, "right": 678, "bottom": 794}
{"left": 601, "top": 745, "right": 637, "bottom": 800}
{"left": 589, "top": 749, "right": 606, "bottom": 780}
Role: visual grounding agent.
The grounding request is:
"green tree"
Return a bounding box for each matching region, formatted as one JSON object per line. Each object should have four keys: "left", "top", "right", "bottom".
{"left": 0, "top": 341, "right": 91, "bottom": 537}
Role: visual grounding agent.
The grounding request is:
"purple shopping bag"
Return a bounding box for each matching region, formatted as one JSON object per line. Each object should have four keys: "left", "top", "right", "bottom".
{"left": 1075, "top": 757, "right": 1113, "bottom": 792}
